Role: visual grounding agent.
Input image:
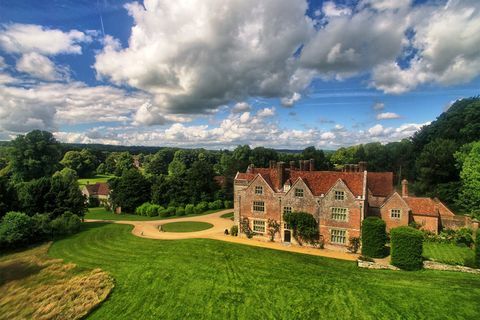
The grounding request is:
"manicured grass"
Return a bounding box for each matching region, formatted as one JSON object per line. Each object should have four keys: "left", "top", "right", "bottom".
{"left": 423, "top": 242, "right": 475, "bottom": 266}
{"left": 220, "top": 212, "right": 234, "bottom": 220}
{"left": 78, "top": 174, "right": 115, "bottom": 186}
{"left": 85, "top": 207, "right": 224, "bottom": 221}
{"left": 161, "top": 221, "right": 213, "bottom": 232}
{"left": 1, "top": 243, "right": 113, "bottom": 319}
{"left": 48, "top": 223, "right": 480, "bottom": 319}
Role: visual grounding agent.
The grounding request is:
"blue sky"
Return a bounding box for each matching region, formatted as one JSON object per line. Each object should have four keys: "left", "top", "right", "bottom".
{"left": 0, "top": 0, "right": 479, "bottom": 149}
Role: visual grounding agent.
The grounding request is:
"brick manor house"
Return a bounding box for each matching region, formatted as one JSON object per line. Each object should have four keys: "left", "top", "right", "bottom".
{"left": 233, "top": 160, "right": 471, "bottom": 250}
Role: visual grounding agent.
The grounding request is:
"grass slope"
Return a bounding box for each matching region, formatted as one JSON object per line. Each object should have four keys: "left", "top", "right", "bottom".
{"left": 0, "top": 243, "right": 114, "bottom": 320}
{"left": 423, "top": 242, "right": 475, "bottom": 266}
{"left": 220, "top": 212, "right": 234, "bottom": 220}
{"left": 78, "top": 175, "right": 115, "bottom": 187}
{"left": 161, "top": 221, "right": 213, "bottom": 232}
{"left": 85, "top": 207, "right": 223, "bottom": 221}
{"left": 49, "top": 223, "right": 480, "bottom": 320}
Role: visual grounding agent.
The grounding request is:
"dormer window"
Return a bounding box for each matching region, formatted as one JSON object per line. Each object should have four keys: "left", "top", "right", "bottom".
{"left": 295, "top": 188, "right": 304, "bottom": 198}
{"left": 255, "top": 186, "right": 263, "bottom": 195}
{"left": 334, "top": 190, "right": 345, "bottom": 200}
{"left": 391, "top": 209, "right": 401, "bottom": 219}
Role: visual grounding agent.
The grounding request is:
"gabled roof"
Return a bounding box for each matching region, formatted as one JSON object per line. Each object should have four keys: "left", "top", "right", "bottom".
{"left": 403, "top": 197, "right": 439, "bottom": 217}
{"left": 290, "top": 171, "right": 364, "bottom": 197}
{"left": 84, "top": 182, "right": 110, "bottom": 196}
{"left": 367, "top": 172, "right": 393, "bottom": 197}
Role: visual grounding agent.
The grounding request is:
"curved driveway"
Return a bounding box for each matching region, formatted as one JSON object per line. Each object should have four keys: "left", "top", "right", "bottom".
{"left": 86, "top": 209, "right": 357, "bottom": 261}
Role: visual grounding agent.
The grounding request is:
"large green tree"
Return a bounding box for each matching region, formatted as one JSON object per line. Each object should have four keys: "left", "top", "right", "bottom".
{"left": 455, "top": 141, "right": 480, "bottom": 218}
{"left": 60, "top": 149, "right": 98, "bottom": 178}
{"left": 9, "top": 130, "right": 62, "bottom": 181}
{"left": 109, "top": 169, "right": 151, "bottom": 213}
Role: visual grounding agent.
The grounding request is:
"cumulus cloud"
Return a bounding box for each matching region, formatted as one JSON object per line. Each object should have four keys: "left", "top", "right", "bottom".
{"left": 15, "top": 52, "right": 69, "bottom": 81}
{"left": 231, "top": 102, "right": 252, "bottom": 113}
{"left": 281, "top": 92, "right": 302, "bottom": 107}
{"left": 376, "top": 112, "right": 401, "bottom": 120}
{"left": 257, "top": 107, "right": 276, "bottom": 118}
{"left": 0, "top": 23, "right": 90, "bottom": 55}
{"left": 322, "top": 2, "right": 352, "bottom": 17}
{"left": 94, "top": 0, "right": 311, "bottom": 120}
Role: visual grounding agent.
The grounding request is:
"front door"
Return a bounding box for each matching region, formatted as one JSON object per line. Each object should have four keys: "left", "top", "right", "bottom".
{"left": 284, "top": 230, "right": 291, "bottom": 243}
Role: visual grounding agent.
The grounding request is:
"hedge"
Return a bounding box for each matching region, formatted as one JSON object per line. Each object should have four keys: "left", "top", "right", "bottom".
{"left": 208, "top": 200, "right": 224, "bottom": 210}
{"left": 223, "top": 200, "right": 233, "bottom": 209}
{"left": 185, "top": 204, "right": 195, "bottom": 215}
{"left": 390, "top": 226, "right": 424, "bottom": 270}
{"left": 195, "top": 202, "right": 208, "bottom": 214}
{"left": 475, "top": 232, "right": 480, "bottom": 268}
{"left": 361, "top": 217, "right": 387, "bottom": 258}
{"left": 176, "top": 207, "right": 186, "bottom": 216}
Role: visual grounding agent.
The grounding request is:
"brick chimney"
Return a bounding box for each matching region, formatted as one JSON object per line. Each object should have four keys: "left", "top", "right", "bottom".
{"left": 246, "top": 164, "right": 255, "bottom": 174}
{"left": 299, "top": 160, "right": 304, "bottom": 171}
{"left": 277, "top": 162, "right": 285, "bottom": 190}
{"left": 309, "top": 159, "right": 315, "bottom": 171}
{"left": 289, "top": 161, "right": 295, "bottom": 171}
{"left": 358, "top": 161, "right": 367, "bottom": 172}
{"left": 402, "top": 179, "right": 409, "bottom": 197}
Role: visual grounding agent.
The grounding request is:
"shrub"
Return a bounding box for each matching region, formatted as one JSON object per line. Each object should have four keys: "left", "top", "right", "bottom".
{"left": 166, "top": 207, "right": 177, "bottom": 216}
{"left": 361, "top": 217, "right": 387, "bottom": 258}
{"left": 283, "top": 212, "right": 318, "bottom": 245}
{"left": 267, "top": 219, "right": 280, "bottom": 242}
{"left": 208, "top": 200, "right": 224, "bottom": 210}
{"left": 454, "top": 228, "right": 474, "bottom": 247}
{"left": 50, "top": 211, "right": 81, "bottom": 236}
{"left": 31, "top": 213, "right": 52, "bottom": 241}
{"left": 176, "top": 207, "right": 186, "bottom": 216}
{"left": 223, "top": 200, "right": 233, "bottom": 209}
{"left": 0, "top": 212, "right": 33, "bottom": 248}
{"left": 146, "top": 204, "right": 162, "bottom": 217}
{"left": 240, "top": 218, "right": 255, "bottom": 238}
{"left": 185, "top": 204, "right": 195, "bottom": 215}
{"left": 88, "top": 196, "right": 100, "bottom": 208}
{"left": 347, "top": 237, "right": 361, "bottom": 254}
{"left": 230, "top": 225, "right": 238, "bottom": 236}
{"left": 475, "top": 232, "right": 480, "bottom": 268}
{"left": 390, "top": 226, "right": 424, "bottom": 270}
{"left": 195, "top": 201, "right": 208, "bottom": 214}
{"left": 135, "top": 202, "right": 151, "bottom": 216}
{"left": 158, "top": 209, "right": 169, "bottom": 218}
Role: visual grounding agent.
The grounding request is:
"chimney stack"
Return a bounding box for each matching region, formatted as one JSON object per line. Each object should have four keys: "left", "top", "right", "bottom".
{"left": 359, "top": 161, "right": 367, "bottom": 172}
{"left": 289, "top": 161, "right": 295, "bottom": 171}
{"left": 402, "top": 179, "right": 409, "bottom": 197}
{"left": 246, "top": 164, "right": 255, "bottom": 174}
{"left": 277, "top": 162, "right": 285, "bottom": 190}
{"left": 299, "top": 160, "right": 304, "bottom": 171}
{"left": 309, "top": 159, "right": 315, "bottom": 171}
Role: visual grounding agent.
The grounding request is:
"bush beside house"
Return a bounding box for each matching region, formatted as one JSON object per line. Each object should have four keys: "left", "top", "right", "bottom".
{"left": 361, "top": 217, "right": 387, "bottom": 258}
{"left": 476, "top": 232, "right": 480, "bottom": 268}
{"left": 390, "top": 226, "right": 424, "bottom": 270}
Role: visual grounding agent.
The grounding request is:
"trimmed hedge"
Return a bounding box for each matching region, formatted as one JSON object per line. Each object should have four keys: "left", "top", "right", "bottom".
{"left": 208, "top": 200, "right": 224, "bottom": 210}
{"left": 361, "top": 217, "right": 387, "bottom": 258}
{"left": 176, "top": 207, "right": 186, "bottom": 216}
{"left": 390, "top": 226, "right": 424, "bottom": 270}
{"left": 185, "top": 204, "right": 195, "bottom": 215}
{"left": 476, "top": 232, "right": 480, "bottom": 268}
{"left": 223, "top": 200, "right": 233, "bottom": 209}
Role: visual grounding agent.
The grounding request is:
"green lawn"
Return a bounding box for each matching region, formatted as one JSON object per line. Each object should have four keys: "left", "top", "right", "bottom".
{"left": 85, "top": 207, "right": 224, "bottom": 221}
{"left": 48, "top": 223, "right": 480, "bottom": 319}
{"left": 161, "top": 221, "right": 213, "bottom": 232}
{"left": 423, "top": 242, "right": 475, "bottom": 267}
{"left": 78, "top": 174, "right": 115, "bottom": 186}
{"left": 220, "top": 212, "right": 234, "bottom": 220}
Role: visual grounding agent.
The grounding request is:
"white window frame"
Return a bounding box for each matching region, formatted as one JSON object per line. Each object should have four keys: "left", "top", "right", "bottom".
{"left": 331, "top": 207, "right": 348, "bottom": 221}
{"left": 295, "top": 188, "right": 304, "bottom": 198}
{"left": 255, "top": 186, "right": 263, "bottom": 195}
{"left": 330, "top": 229, "right": 347, "bottom": 244}
{"left": 253, "top": 219, "right": 266, "bottom": 233}
{"left": 334, "top": 190, "right": 345, "bottom": 200}
{"left": 253, "top": 201, "right": 265, "bottom": 213}
{"left": 283, "top": 206, "right": 292, "bottom": 214}
{"left": 390, "top": 209, "right": 401, "bottom": 219}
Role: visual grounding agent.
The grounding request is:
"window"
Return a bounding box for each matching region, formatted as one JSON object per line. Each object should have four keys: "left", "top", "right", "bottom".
{"left": 283, "top": 206, "right": 292, "bottom": 214}
{"left": 391, "top": 209, "right": 401, "bottom": 219}
{"left": 253, "top": 220, "right": 266, "bottom": 233}
{"left": 284, "top": 223, "right": 290, "bottom": 229}
{"left": 295, "top": 188, "right": 304, "bottom": 197}
{"left": 334, "top": 191, "right": 345, "bottom": 200}
{"left": 253, "top": 201, "right": 265, "bottom": 213}
{"left": 331, "top": 229, "right": 346, "bottom": 244}
{"left": 255, "top": 186, "right": 263, "bottom": 195}
{"left": 331, "top": 207, "right": 348, "bottom": 221}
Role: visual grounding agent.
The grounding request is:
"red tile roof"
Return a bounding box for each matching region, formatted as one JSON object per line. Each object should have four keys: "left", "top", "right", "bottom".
{"left": 367, "top": 172, "right": 393, "bottom": 197}
{"left": 404, "top": 197, "right": 439, "bottom": 217}
{"left": 84, "top": 182, "right": 110, "bottom": 196}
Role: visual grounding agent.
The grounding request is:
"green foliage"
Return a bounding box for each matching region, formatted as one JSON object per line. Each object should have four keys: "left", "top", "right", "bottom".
{"left": 267, "top": 219, "right": 280, "bottom": 242}
{"left": 9, "top": 130, "right": 62, "bottom": 181}
{"left": 109, "top": 169, "right": 151, "bottom": 213}
{"left": 88, "top": 196, "right": 100, "bottom": 208}
{"left": 230, "top": 225, "right": 238, "bottom": 236}
{"left": 347, "top": 237, "right": 361, "bottom": 254}
{"left": 185, "top": 204, "right": 195, "bottom": 215}
{"left": 195, "top": 201, "right": 208, "bottom": 214}
{"left": 390, "top": 226, "right": 424, "bottom": 271}
{"left": 0, "top": 176, "right": 17, "bottom": 218}
{"left": 455, "top": 141, "right": 480, "bottom": 217}
{"left": 105, "top": 152, "right": 134, "bottom": 176}
{"left": 60, "top": 149, "right": 98, "bottom": 178}
{"left": 223, "top": 200, "right": 233, "bottom": 209}
{"left": 361, "top": 217, "right": 387, "bottom": 258}
{"left": 302, "top": 146, "right": 328, "bottom": 170}
{"left": 0, "top": 212, "right": 33, "bottom": 248}
{"left": 240, "top": 218, "right": 254, "bottom": 238}
{"left": 146, "top": 204, "right": 162, "bottom": 217}
{"left": 283, "top": 212, "right": 319, "bottom": 245}
{"left": 144, "top": 149, "right": 174, "bottom": 176}
{"left": 476, "top": 232, "right": 480, "bottom": 268}
{"left": 175, "top": 207, "right": 186, "bottom": 216}
{"left": 50, "top": 211, "right": 81, "bottom": 236}
{"left": 424, "top": 228, "right": 474, "bottom": 247}
{"left": 423, "top": 242, "right": 475, "bottom": 267}
{"left": 208, "top": 200, "right": 224, "bottom": 210}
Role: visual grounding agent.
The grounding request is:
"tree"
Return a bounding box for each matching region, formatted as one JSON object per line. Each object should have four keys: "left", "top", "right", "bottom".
{"left": 251, "top": 147, "right": 278, "bottom": 168}
{"left": 60, "top": 149, "right": 97, "bottom": 178}
{"left": 104, "top": 152, "right": 134, "bottom": 176}
{"left": 144, "top": 149, "right": 174, "bottom": 176}
{"left": 48, "top": 168, "right": 87, "bottom": 219}
{"left": 109, "top": 169, "right": 151, "bottom": 213}
{"left": 302, "top": 146, "right": 328, "bottom": 170}
{"left": 184, "top": 159, "right": 218, "bottom": 203}
{"left": 9, "top": 130, "right": 61, "bottom": 181}
{"left": 0, "top": 176, "right": 17, "bottom": 218}
{"left": 455, "top": 141, "right": 480, "bottom": 218}
{"left": 283, "top": 212, "right": 319, "bottom": 245}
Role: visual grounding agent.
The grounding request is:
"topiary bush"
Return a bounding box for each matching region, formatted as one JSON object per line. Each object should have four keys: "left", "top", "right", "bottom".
{"left": 195, "top": 201, "right": 208, "bottom": 214}
{"left": 135, "top": 202, "right": 151, "bottom": 216}
{"left": 185, "top": 204, "right": 195, "bottom": 215}
{"left": 390, "top": 226, "right": 424, "bottom": 270}
{"left": 475, "top": 232, "right": 480, "bottom": 268}
{"left": 166, "top": 206, "right": 177, "bottom": 216}
{"left": 361, "top": 217, "right": 387, "bottom": 258}
{"left": 230, "top": 225, "right": 238, "bottom": 236}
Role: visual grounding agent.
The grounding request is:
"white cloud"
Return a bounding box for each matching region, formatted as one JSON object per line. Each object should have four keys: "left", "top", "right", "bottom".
{"left": 257, "top": 107, "right": 276, "bottom": 117}
{"left": 373, "top": 102, "right": 385, "bottom": 110}
{"left": 376, "top": 112, "right": 401, "bottom": 120}
{"left": 280, "top": 92, "right": 302, "bottom": 107}
{"left": 362, "top": 0, "right": 412, "bottom": 11}
{"left": 0, "top": 23, "right": 90, "bottom": 55}
{"left": 323, "top": 2, "right": 352, "bottom": 17}
{"left": 94, "top": 0, "right": 311, "bottom": 120}
{"left": 15, "top": 52, "right": 68, "bottom": 81}
{"left": 231, "top": 102, "right": 252, "bottom": 113}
